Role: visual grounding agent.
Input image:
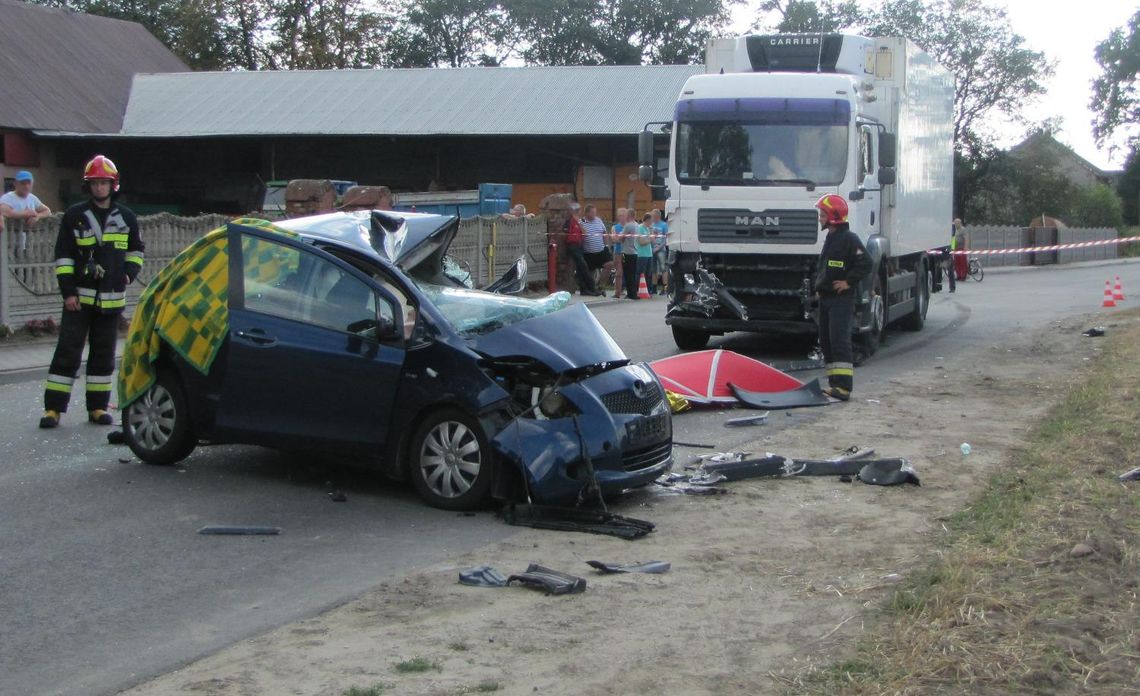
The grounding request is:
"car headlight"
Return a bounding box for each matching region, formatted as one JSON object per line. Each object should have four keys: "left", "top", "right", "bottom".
{"left": 537, "top": 388, "right": 577, "bottom": 420}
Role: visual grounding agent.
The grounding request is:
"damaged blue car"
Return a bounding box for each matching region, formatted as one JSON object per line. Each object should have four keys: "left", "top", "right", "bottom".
{"left": 120, "top": 211, "right": 673, "bottom": 509}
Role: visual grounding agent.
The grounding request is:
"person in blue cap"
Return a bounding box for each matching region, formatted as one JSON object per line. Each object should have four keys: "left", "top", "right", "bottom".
{"left": 1, "top": 170, "right": 52, "bottom": 257}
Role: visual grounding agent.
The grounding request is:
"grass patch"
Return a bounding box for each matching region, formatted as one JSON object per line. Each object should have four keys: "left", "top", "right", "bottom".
{"left": 448, "top": 641, "right": 470, "bottom": 651}
{"left": 393, "top": 657, "right": 440, "bottom": 674}
{"left": 342, "top": 685, "right": 386, "bottom": 696}
{"left": 802, "top": 312, "right": 1140, "bottom": 694}
{"left": 473, "top": 680, "right": 502, "bottom": 692}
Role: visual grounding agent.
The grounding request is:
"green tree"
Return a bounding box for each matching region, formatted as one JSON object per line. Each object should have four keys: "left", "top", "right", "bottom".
{"left": 505, "top": 0, "right": 731, "bottom": 66}
{"left": 1116, "top": 148, "right": 1140, "bottom": 225}
{"left": 1091, "top": 10, "right": 1140, "bottom": 151}
{"left": 386, "top": 0, "right": 516, "bottom": 68}
{"left": 752, "top": 0, "right": 861, "bottom": 34}
{"left": 1071, "top": 183, "right": 1124, "bottom": 228}
{"left": 859, "top": 0, "right": 1052, "bottom": 158}
{"left": 265, "top": 0, "right": 392, "bottom": 69}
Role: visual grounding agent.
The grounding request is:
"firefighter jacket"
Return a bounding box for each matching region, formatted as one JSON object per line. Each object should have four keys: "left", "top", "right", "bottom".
{"left": 55, "top": 200, "right": 144, "bottom": 313}
{"left": 814, "top": 223, "right": 871, "bottom": 298}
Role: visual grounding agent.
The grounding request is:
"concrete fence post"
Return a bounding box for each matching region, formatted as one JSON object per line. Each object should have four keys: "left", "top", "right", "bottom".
{"left": 1, "top": 218, "right": 9, "bottom": 328}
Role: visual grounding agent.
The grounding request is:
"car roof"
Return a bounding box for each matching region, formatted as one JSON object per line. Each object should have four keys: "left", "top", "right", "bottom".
{"left": 273, "top": 210, "right": 458, "bottom": 267}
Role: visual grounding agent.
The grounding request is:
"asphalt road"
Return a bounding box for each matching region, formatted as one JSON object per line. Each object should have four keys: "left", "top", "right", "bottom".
{"left": 1, "top": 258, "right": 1136, "bottom": 696}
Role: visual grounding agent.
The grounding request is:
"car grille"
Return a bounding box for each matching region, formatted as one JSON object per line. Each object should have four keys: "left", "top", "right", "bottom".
{"left": 697, "top": 208, "right": 819, "bottom": 245}
{"left": 601, "top": 382, "right": 663, "bottom": 415}
{"left": 622, "top": 440, "right": 673, "bottom": 472}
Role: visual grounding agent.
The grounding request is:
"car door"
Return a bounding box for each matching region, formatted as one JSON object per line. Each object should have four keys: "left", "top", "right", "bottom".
{"left": 214, "top": 227, "right": 406, "bottom": 453}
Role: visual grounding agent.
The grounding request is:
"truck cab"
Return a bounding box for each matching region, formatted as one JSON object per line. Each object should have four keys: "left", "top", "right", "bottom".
{"left": 643, "top": 34, "right": 954, "bottom": 354}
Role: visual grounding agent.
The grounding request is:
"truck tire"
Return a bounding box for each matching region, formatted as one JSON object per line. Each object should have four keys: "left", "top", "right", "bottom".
{"left": 856, "top": 271, "right": 886, "bottom": 360}
{"left": 900, "top": 259, "right": 928, "bottom": 331}
{"left": 672, "top": 325, "right": 710, "bottom": 351}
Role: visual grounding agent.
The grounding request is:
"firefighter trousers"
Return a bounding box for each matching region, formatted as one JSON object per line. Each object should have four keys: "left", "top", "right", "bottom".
{"left": 819, "top": 293, "right": 855, "bottom": 394}
{"left": 43, "top": 306, "right": 120, "bottom": 413}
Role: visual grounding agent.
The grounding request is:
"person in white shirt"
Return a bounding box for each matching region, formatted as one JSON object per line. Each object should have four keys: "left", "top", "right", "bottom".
{"left": 1, "top": 170, "right": 52, "bottom": 257}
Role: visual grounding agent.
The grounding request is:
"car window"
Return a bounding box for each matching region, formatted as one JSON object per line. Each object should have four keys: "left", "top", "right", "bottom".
{"left": 241, "top": 236, "right": 396, "bottom": 334}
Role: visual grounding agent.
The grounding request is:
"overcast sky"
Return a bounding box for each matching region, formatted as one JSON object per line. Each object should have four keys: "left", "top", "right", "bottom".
{"left": 731, "top": 0, "right": 1137, "bottom": 171}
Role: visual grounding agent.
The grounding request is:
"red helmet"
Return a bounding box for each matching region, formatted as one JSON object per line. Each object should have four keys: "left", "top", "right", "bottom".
{"left": 84, "top": 155, "right": 120, "bottom": 192}
{"left": 815, "top": 194, "right": 848, "bottom": 225}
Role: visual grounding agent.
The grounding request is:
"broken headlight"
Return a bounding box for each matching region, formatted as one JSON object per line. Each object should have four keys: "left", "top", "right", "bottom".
{"left": 484, "top": 357, "right": 581, "bottom": 419}
{"left": 534, "top": 386, "right": 578, "bottom": 420}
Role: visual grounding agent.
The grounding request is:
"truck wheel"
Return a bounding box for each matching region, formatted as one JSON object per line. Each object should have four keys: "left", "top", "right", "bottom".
{"left": 409, "top": 408, "right": 494, "bottom": 510}
{"left": 900, "top": 260, "right": 928, "bottom": 331}
{"left": 672, "top": 325, "right": 710, "bottom": 351}
{"left": 123, "top": 369, "right": 196, "bottom": 465}
{"left": 857, "top": 272, "right": 886, "bottom": 359}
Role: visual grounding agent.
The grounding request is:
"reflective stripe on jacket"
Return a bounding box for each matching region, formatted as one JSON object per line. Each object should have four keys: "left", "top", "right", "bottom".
{"left": 55, "top": 201, "right": 144, "bottom": 313}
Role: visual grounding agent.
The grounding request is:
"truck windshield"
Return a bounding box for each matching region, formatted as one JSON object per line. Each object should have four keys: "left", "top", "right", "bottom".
{"left": 674, "top": 97, "right": 849, "bottom": 187}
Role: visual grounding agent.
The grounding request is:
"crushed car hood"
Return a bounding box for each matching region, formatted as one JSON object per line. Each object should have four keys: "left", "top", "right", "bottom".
{"left": 469, "top": 303, "right": 627, "bottom": 373}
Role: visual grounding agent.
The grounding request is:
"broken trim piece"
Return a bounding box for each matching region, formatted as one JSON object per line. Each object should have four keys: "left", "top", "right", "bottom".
{"left": 501, "top": 503, "right": 655, "bottom": 540}
{"left": 586, "top": 560, "right": 671, "bottom": 574}
{"left": 507, "top": 564, "right": 587, "bottom": 595}
{"left": 729, "top": 378, "right": 832, "bottom": 410}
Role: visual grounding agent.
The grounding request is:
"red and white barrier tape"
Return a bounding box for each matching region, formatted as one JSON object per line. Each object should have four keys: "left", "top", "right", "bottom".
{"left": 932, "top": 235, "right": 1140, "bottom": 256}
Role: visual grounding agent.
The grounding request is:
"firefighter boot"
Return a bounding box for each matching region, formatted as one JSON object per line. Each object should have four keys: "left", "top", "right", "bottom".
{"left": 39, "top": 410, "right": 60, "bottom": 429}
{"left": 88, "top": 409, "right": 113, "bottom": 425}
{"left": 823, "top": 386, "right": 851, "bottom": 402}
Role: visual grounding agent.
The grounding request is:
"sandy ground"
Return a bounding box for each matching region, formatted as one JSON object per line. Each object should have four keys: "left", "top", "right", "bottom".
{"left": 121, "top": 315, "right": 1104, "bottom": 696}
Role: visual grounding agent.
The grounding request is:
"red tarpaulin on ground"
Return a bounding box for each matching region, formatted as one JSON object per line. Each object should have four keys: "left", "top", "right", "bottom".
{"left": 649, "top": 349, "right": 803, "bottom": 404}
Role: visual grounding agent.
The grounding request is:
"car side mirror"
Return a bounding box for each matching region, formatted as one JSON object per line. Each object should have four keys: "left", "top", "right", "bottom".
{"left": 375, "top": 314, "right": 399, "bottom": 341}
{"left": 485, "top": 256, "right": 527, "bottom": 295}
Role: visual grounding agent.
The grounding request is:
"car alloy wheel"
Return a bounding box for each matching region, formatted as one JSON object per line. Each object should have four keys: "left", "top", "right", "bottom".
{"left": 124, "top": 369, "right": 196, "bottom": 465}
{"left": 129, "top": 383, "right": 176, "bottom": 451}
{"left": 410, "top": 408, "right": 493, "bottom": 510}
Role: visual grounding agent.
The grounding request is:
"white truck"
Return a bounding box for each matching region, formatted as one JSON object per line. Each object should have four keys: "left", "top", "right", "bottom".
{"left": 640, "top": 33, "right": 955, "bottom": 356}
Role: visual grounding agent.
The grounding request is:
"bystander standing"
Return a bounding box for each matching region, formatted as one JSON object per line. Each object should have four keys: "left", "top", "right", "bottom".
{"left": 1, "top": 170, "right": 51, "bottom": 258}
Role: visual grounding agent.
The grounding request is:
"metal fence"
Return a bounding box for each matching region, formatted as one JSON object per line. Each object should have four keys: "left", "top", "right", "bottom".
{"left": 1, "top": 213, "right": 549, "bottom": 326}
{"left": 965, "top": 225, "right": 1119, "bottom": 268}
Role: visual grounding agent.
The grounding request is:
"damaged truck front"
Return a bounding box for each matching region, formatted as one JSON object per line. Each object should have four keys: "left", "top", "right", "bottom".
{"left": 641, "top": 33, "right": 955, "bottom": 356}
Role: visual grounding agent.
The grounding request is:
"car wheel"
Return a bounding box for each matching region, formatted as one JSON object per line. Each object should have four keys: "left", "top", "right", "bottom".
{"left": 409, "top": 408, "right": 493, "bottom": 510}
{"left": 857, "top": 271, "right": 886, "bottom": 361}
{"left": 672, "top": 325, "right": 710, "bottom": 351}
{"left": 900, "top": 259, "right": 928, "bottom": 331}
{"left": 124, "top": 369, "right": 196, "bottom": 465}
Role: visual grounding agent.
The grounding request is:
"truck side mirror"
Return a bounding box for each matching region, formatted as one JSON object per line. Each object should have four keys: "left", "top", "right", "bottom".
{"left": 877, "top": 167, "right": 896, "bottom": 185}
{"left": 638, "top": 165, "right": 654, "bottom": 183}
{"left": 638, "top": 130, "right": 654, "bottom": 167}
{"left": 879, "top": 132, "right": 897, "bottom": 168}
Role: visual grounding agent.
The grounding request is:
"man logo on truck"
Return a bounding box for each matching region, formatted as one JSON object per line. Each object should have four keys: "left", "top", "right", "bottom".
{"left": 735, "top": 216, "right": 780, "bottom": 226}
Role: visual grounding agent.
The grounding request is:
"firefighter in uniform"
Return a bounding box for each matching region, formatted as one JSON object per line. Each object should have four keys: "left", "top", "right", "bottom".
{"left": 814, "top": 194, "right": 871, "bottom": 402}
{"left": 39, "top": 155, "right": 143, "bottom": 428}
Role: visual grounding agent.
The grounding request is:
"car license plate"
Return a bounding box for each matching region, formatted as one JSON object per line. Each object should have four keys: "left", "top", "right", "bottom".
{"left": 626, "top": 413, "right": 667, "bottom": 445}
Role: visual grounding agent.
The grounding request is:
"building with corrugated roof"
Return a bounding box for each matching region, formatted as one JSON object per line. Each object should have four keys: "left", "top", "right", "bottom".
{"left": 81, "top": 65, "right": 699, "bottom": 218}
{"left": 0, "top": 0, "right": 187, "bottom": 209}
{"left": 7, "top": 0, "right": 699, "bottom": 219}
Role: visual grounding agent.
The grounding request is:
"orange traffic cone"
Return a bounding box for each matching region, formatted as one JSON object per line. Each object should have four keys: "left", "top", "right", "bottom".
{"left": 1113, "top": 275, "right": 1125, "bottom": 301}
{"left": 638, "top": 273, "right": 652, "bottom": 299}
{"left": 1103, "top": 279, "right": 1117, "bottom": 308}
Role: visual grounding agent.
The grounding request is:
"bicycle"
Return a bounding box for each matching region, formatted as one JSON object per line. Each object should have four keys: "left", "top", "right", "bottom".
{"left": 966, "top": 255, "right": 984, "bottom": 282}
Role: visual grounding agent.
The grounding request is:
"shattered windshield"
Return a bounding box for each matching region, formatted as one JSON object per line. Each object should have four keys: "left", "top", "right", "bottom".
{"left": 675, "top": 97, "right": 849, "bottom": 187}
{"left": 416, "top": 284, "right": 571, "bottom": 337}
